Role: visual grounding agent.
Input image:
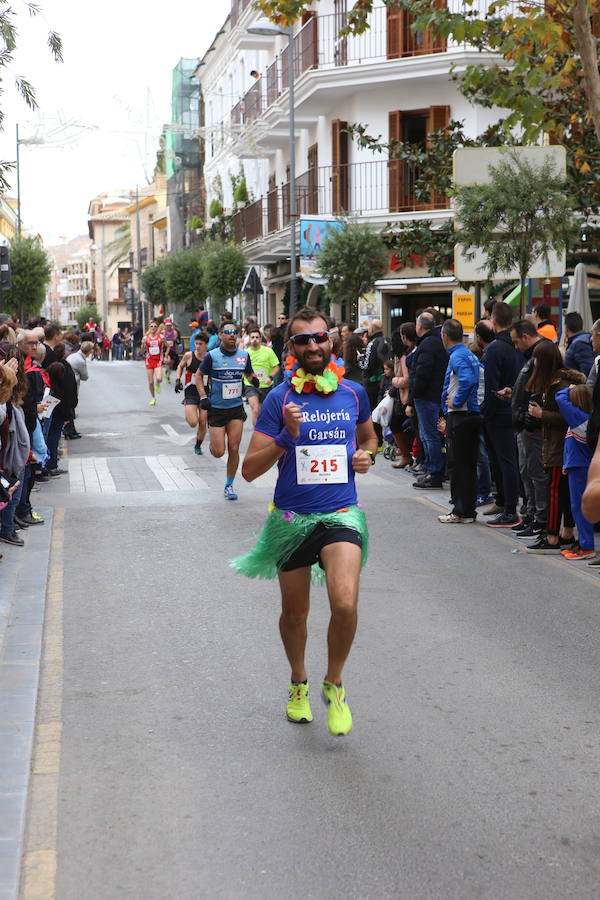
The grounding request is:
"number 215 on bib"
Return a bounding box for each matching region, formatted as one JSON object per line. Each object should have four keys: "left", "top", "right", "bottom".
{"left": 295, "top": 445, "right": 348, "bottom": 484}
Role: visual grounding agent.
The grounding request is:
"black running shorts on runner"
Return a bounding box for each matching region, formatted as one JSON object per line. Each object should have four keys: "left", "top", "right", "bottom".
{"left": 207, "top": 405, "right": 247, "bottom": 428}
{"left": 244, "top": 384, "right": 272, "bottom": 403}
{"left": 279, "top": 523, "right": 363, "bottom": 572}
{"left": 184, "top": 385, "right": 200, "bottom": 405}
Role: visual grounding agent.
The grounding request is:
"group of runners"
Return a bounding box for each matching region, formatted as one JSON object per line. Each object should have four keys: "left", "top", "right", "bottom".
{"left": 141, "top": 309, "right": 377, "bottom": 734}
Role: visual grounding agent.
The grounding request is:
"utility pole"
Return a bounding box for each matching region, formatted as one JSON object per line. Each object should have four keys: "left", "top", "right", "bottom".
{"left": 287, "top": 26, "right": 298, "bottom": 317}
{"left": 135, "top": 186, "right": 145, "bottom": 332}
{"left": 16, "top": 125, "right": 21, "bottom": 239}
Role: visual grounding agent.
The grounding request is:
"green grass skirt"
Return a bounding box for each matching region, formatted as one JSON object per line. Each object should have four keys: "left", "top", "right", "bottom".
{"left": 230, "top": 504, "right": 368, "bottom": 584}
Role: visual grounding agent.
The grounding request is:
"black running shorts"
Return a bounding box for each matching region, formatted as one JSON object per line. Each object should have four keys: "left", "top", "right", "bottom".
{"left": 207, "top": 405, "right": 247, "bottom": 428}
{"left": 184, "top": 385, "right": 200, "bottom": 405}
{"left": 279, "top": 523, "right": 363, "bottom": 572}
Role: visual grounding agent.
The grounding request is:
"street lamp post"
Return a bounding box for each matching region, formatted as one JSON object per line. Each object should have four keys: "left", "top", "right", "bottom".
{"left": 16, "top": 124, "right": 21, "bottom": 238}
{"left": 246, "top": 19, "right": 298, "bottom": 316}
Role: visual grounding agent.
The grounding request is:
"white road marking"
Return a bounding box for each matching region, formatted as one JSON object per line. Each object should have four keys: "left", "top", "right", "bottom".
{"left": 68, "top": 458, "right": 117, "bottom": 494}
{"left": 159, "top": 423, "right": 195, "bottom": 446}
{"left": 66, "top": 455, "right": 389, "bottom": 494}
{"left": 84, "top": 432, "right": 124, "bottom": 437}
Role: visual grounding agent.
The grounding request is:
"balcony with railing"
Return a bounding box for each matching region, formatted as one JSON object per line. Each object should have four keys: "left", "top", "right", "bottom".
{"left": 223, "top": 0, "right": 515, "bottom": 131}
{"left": 232, "top": 159, "right": 449, "bottom": 250}
{"left": 231, "top": 198, "right": 264, "bottom": 244}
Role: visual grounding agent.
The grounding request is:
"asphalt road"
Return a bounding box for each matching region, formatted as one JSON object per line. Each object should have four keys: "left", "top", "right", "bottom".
{"left": 25, "top": 360, "right": 600, "bottom": 899}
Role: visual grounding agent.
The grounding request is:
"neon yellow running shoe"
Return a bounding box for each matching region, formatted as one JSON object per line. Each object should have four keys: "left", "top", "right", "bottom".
{"left": 155, "top": 381, "right": 161, "bottom": 393}
{"left": 286, "top": 681, "right": 313, "bottom": 723}
{"left": 321, "top": 681, "right": 352, "bottom": 735}
{"left": 149, "top": 397, "right": 157, "bottom": 406}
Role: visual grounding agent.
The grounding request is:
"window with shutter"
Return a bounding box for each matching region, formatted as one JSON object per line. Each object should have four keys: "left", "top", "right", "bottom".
{"left": 388, "top": 111, "right": 403, "bottom": 212}
{"left": 387, "top": 0, "right": 446, "bottom": 57}
{"left": 283, "top": 164, "right": 291, "bottom": 226}
{"left": 388, "top": 108, "right": 449, "bottom": 212}
{"left": 386, "top": 4, "right": 403, "bottom": 59}
{"left": 268, "top": 173, "right": 278, "bottom": 233}
{"left": 300, "top": 11, "right": 318, "bottom": 72}
{"left": 334, "top": 0, "right": 348, "bottom": 65}
{"left": 331, "top": 120, "right": 349, "bottom": 213}
{"left": 427, "top": 105, "right": 450, "bottom": 207}
{"left": 307, "top": 144, "right": 319, "bottom": 215}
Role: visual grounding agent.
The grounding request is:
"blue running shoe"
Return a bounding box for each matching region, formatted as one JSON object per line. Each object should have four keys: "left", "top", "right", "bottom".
{"left": 194, "top": 441, "right": 203, "bottom": 455}
{"left": 224, "top": 484, "right": 238, "bottom": 500}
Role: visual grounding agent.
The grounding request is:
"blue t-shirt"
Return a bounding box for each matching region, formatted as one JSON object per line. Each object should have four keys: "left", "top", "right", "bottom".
{"left": 255, "top": 379, "right": 372, "bottom": 514}
{"left": 200, "top": 347, "right": 253, "bottom": 408}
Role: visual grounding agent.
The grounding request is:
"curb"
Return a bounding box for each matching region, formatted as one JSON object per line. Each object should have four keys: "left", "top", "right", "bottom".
{"left": 0, "top": 509, "right": 54, "bottom": 900}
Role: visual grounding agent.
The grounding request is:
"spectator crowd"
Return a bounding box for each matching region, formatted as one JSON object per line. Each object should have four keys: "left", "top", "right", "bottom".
{"left": 343, "top": 300, "right": 600, "bottom": 562}
{"left": 0, "top": 312, "right": 93, "bottom": 562}
{"left": 3, "top": 297, "right": 600, "bottom": 567}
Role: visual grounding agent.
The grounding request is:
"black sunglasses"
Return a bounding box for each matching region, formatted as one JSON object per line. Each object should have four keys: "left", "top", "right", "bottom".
{"left": 289, "top": 331, "right": 330, "bottom": 346}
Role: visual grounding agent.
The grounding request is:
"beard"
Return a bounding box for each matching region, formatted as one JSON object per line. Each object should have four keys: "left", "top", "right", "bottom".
{"left": 296, "top": 344, "right": 330, "bottom": 375}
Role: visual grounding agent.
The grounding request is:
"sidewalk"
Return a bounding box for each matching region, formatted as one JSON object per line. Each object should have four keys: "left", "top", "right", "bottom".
{"left": 0, "top": 509, "right": 54, "bottom": 900}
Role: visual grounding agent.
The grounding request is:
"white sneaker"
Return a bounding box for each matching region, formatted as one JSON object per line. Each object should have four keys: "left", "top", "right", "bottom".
{"left": 438, "top": 513, "right": 475, "bottom": 524}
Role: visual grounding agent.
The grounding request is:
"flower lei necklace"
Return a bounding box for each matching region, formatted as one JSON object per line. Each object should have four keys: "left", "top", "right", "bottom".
{"left": 284, "top": 354, "right": 345, "bottom": 395}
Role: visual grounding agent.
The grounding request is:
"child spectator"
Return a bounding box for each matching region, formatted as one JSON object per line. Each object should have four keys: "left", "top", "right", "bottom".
{"left": 377, "top": 359, "right": 394, "bottom": 404}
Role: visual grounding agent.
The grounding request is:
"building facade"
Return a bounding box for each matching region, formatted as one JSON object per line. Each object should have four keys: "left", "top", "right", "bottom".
{"left": 88, "top": 195, "right": 131, "bottom": 335}
{"left": 0, "top": 197, "right": 18, "bottom": 246}
{"left": 198, "top": 0, "right": 503, "bottom": 328}
{"left": 165, "top": 58, "right": 205, "bottom": 253}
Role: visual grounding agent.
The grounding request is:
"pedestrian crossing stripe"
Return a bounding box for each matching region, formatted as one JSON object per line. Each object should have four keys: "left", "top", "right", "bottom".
{"left": 67, "top": 455, "right": 392, "bottom": 494}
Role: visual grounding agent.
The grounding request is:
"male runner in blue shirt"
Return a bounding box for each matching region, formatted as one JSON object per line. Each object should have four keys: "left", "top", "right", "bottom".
{"left": 197, "top": 321, "right": 259, "bottom": 500}
{"left": 236, "top": 307, "right": 378, "bottom": 735}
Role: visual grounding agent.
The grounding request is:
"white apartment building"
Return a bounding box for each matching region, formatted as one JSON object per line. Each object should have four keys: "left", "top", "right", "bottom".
{"left": 199, "top": 0, "right": 503, "bottom": 329}
{"left": 59, "top": 249, "right": 92, "bottom": 326}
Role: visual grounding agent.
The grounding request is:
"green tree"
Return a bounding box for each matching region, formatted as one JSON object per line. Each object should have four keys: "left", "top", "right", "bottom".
{"left": 202, "top": 243, "right": 247, "bottom": 307}
{"left": 141, "top": 259, "right": 167, "bottom": 306}
{"left": 316, "top": 223, "right": 388, "bottom": 323}
{"left": 0, "top": 4, "right": 63, "bottom": 189}
{"left": 3, "top": 237, "right": 51, "bottom": 323}
{"left": 454, "top": 152, "right": 579, "bottom": 317}
{"left": 163, "top": 248, "right": 206, "bottom": 307}
{"left": 74, "top": 303, "right": 99, "bottom": 330}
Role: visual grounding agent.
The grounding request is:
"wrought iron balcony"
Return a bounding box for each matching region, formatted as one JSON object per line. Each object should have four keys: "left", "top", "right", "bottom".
{"left": 232, "top": 159, "right": 449, "bottom": 246}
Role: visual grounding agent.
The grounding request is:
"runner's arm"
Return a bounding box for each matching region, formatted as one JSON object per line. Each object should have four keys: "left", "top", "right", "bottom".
{"left": 355, "top": 419, "right": 378, "bottom": 456}
{"left": 196, "top": 354, "right": 212, "bottom": 397}
{"left": 244, "top": 355, "right": 260, "bottom": 387}
{"left": 176, "top": 353, "right": 190, "bottom": 380}
{"left": 265, "top": 364, "right": 280, "bottom": 385}
{"left": 243, "top": 399, "right": 303, "bottom": 481}
{"left": 241, "top": 431, "right": 285, "bottom": 482}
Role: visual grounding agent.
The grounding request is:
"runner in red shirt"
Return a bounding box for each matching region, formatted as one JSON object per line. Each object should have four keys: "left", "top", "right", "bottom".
{"left": 143, "top": 320, "right": 166, "bottom": 406}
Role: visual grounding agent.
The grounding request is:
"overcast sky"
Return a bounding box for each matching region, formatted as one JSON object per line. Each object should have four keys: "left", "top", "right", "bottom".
{"left": 0, "top": 0, "right": 230, "bottom": 246}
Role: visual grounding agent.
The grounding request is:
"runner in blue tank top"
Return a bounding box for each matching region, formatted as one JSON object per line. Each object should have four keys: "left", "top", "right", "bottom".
{"left": 197, "top": 322, "right": 260, "bottom": 500}
{"left": 233, "top": 307, "right": 378, "bottom": 735}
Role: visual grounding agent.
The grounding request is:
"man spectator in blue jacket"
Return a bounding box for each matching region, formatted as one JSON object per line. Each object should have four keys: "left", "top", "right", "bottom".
{"left": 437, "top": 319, "right": 483, "bottom": 523}
{"left": 564, "top": 311, "right": 595, "bottom": 376}
{"left": 409, "top": 312, "right": 448, "bottom": 489}
{"left": 482, "top": 301, "right": 524, "bottom": 527}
